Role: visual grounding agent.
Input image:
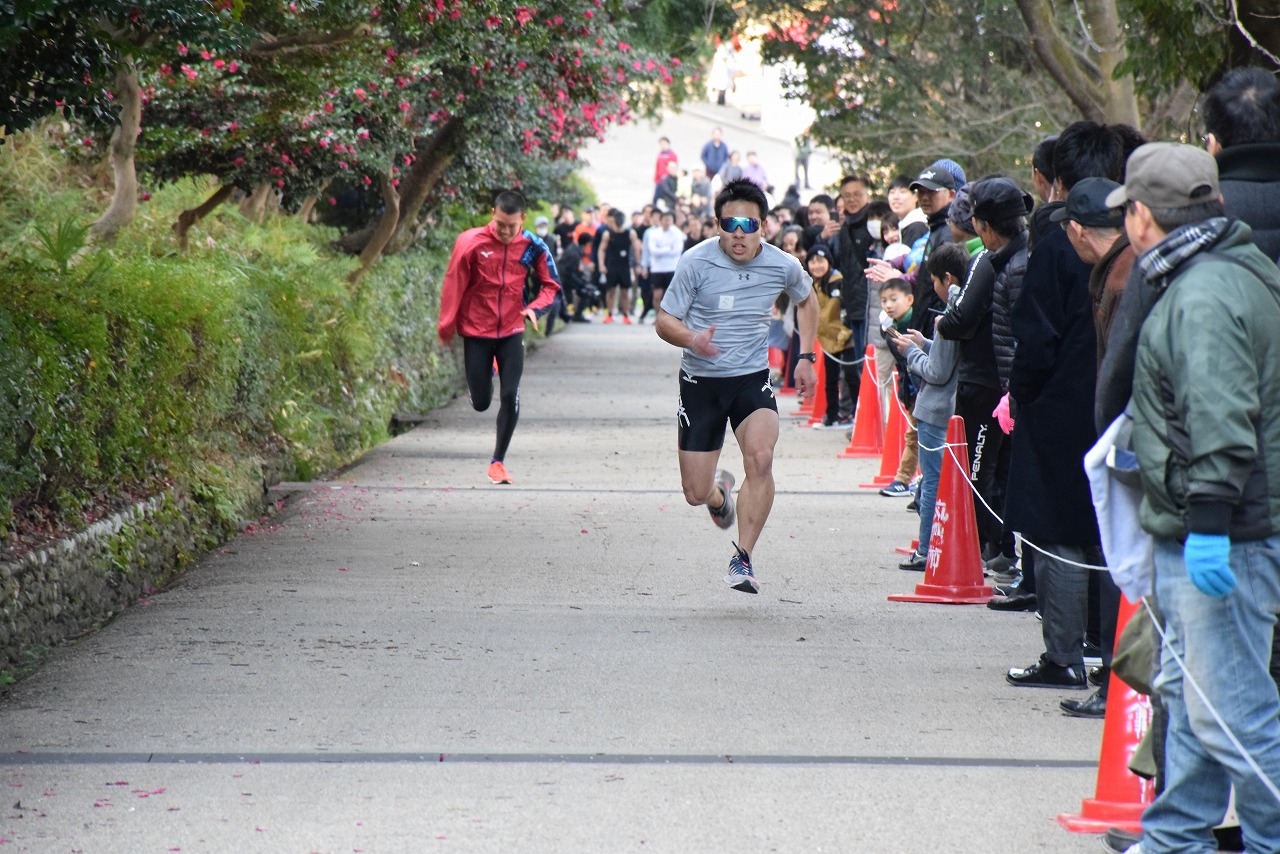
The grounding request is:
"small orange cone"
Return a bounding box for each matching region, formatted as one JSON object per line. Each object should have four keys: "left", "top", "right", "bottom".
{"left": 777, "top": 346, "right": 798, "bottom": 396}
{"left": 861, "top": 371, "right": 907, "bottom": 487}
{"left": 889, "top": 415, "right": 992, "bottom": 604}
{"left": 895, "top": 539, "right": 920, "bottom": 556}
{"left": 837, "top": 346, "right": 883, "bottom": 458}
{"left": 804, "top": 344, "right": 829, "bottom": 427}
{"left": 1057, "top": 595, "right": 1155, "bottom": 833}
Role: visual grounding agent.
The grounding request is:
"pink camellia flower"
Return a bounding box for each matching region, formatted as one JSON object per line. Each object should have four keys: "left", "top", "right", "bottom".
{"left": 329, "top": 196, "right": 337, "bottom": 205}
{"left": 177, "top": 44, "right": 188, "bottom": 56}
{"left": 181, "top": 65, "right": 198, "bottom": 80}
{"left": 362, "top": 175, "right": 372, "bottom": 185}
{"left": 233, "top": 156, "right": 245, "bottom": 165}
{"left": 139, "top": 192, "right": 151, "bottom": 201}
{"left": 584, "top": 9, "right": 593, "bottom": 18}
{"left": 200, "top": 49, "right": 212, "bottom": 60}
{"left": 399, "top": 101, "right": 411, "bottom": 112}
{"left": 485, "top": 15, "right": 500, "bottom": 28}
{"left": 324, "top": 102, "right": 334, "bottom": 113}
{"left": 228, "top": 61, "right": 239, "bottom": 73}
{"left": 516, "top": 60, "right": 527, "bottom": 70}
{"left": 515, "top": 7, "right": 532, "bottom": 25}
{"left": 337, "top": 160, "right": 349, "bottom": 169}
{"left": 81, "top": 137, "right": 93, "bottom": 146}
{"left": 617, "top": 41, "right": 630, "bottom": 51}
{"left": 213, "top": 59, "right": 225, "bottom": 69}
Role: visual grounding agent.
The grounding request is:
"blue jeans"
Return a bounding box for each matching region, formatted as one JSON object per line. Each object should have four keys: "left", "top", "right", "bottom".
{"left": 1141, "top": 536, "right": 1280, "bottom": 853}
{"left": 915, "top": 418, "right": 947, "bottom": 557}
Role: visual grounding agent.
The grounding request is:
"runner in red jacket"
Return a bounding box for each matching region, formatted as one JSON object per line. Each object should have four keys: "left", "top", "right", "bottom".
{"left": 438, "top": 189, "right": 561, "bottom": 484}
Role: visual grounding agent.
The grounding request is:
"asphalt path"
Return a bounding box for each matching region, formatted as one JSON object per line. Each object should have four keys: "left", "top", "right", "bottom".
{"left": 1, "top": 320, "right": 1110, "bottom": 852}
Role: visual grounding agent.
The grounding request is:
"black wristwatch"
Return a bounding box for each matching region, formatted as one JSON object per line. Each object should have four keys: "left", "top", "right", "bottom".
{"left": 797, "top": 352, "right": 817, "bottom": 363}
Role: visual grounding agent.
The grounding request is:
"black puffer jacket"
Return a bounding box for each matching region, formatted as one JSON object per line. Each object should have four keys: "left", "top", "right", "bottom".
{"left": 990, "top": 230, "right": 1029, "bottom": 391}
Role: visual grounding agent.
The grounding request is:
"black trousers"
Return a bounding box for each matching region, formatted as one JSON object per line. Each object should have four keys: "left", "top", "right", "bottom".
{"left": 462, "top": 333, "right": 524, "bottom": 462}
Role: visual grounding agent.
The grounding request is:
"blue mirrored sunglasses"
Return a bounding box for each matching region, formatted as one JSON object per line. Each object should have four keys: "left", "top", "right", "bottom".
{"left": 718, "top": 216, "right": 761, "bottom": 234}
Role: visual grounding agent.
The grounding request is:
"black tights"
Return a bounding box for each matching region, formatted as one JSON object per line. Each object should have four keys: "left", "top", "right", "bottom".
{"left": 463, "top": 333, "right": 524, "bottom": 462}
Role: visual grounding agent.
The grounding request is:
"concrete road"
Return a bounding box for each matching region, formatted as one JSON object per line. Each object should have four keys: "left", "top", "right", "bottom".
{"left": 1, "top": 322, "right": 1114, "bottom": 852}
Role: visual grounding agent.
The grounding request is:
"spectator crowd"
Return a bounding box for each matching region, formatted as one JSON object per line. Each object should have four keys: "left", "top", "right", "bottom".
{"left": 527, "top": 67, "right": 1280, "bottom": 854}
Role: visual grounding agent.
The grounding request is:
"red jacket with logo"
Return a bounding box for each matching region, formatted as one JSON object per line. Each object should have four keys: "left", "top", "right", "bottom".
{"left": 437, "top": 222, "right": 562, "bottom": 343}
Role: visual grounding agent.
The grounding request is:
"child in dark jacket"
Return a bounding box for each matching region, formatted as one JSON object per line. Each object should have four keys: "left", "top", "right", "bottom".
{"left": 879, "top": 276, "right": 936, "bottom": 496}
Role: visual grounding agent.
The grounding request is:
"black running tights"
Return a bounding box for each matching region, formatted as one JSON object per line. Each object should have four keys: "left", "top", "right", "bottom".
{"left": 463, "top": 333, "right": 524, "bottom": 462}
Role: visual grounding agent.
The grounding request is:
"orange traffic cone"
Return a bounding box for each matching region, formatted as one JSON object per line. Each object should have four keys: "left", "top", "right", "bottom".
{"left": 837, "top": 346, "right": 883, "bottom": 459}
{"left": 895, "top": 539, "right": 920, "bottom": 556}
{"left": 861, "top": 371, "right": 907, "bottom": 487}
{"left": 1057, "top": 595, "right": 1155, "bottom": 833}
{"left": 889, "top": 415, "right": 992, "bottom": 604}
{"left": 805, "top": 345, "right": 829, "bottom": 427}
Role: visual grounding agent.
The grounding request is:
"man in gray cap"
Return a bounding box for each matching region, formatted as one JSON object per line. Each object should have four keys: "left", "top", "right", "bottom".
{"left": 1119, "top": 141, "right": 1280, "bottom": 853}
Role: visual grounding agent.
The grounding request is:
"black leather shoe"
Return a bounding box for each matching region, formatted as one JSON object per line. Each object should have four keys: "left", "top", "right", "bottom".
{"left": 1006, "top": 656, "right": 1087, "bottom": 689}
{"left": 1088, "top": 665, "right": 1109, "bottom": 688}
{"left": 987, "top": 591, "right": 1037, "bottom": 612}
{"left": 1060, "top": 689, "right": 1107, "bottom": 718}
{"left": 1102, "top": 827, "right": 1141, "bottom": 854}
{"left": 898, "top": 551, "right": 927, "bottom": 571}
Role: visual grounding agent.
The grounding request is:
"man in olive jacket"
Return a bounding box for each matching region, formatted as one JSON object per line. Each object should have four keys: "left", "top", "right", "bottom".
{"left": 1120, "top": 142, "right": 1280, "bottom": 854}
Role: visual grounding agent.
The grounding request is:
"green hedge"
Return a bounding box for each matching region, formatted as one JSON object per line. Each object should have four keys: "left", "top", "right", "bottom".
{"left": 0, "top": 131, "right": 460, "bottom": 541}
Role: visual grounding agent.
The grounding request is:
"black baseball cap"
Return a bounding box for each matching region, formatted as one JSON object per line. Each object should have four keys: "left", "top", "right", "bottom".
{"left": 910, "top": 165, "right": 956, "bottom": 192}
{"left": 970, "top": 177, "right": 1034, "bottom": 223}
{"left": 1050, "top": 177, "right": 1125, "bottom": 228}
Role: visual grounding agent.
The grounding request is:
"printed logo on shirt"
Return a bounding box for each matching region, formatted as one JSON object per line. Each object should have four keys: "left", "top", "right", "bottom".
{"left": 719, "top": 295, "right": 735, "bottom": 310}
{"left": 480, "top": 251, "right": 494, "bottom": 258}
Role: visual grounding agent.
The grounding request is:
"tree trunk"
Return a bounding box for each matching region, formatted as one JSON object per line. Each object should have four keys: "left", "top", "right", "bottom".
{"left": 347, "top": 174, "right": 400, "bottom": 286}
{"left": 296, "top": 178, "right": 330, "bottom": 223}
{"left": 89, "top": 62, "right": 141, "bottom": 244}
{"left": 1016, "top": 0, "right": 1139, "bottom": 126}
{"left": 239, "top": 182, "right": 275, "bottom": 223}
{"left": 173, "top": 184, "right": 233, "bottom": 252}
{"left": 1082, "top": 0, "right": 1140, "bottom": 127}
{"left": 383, "top": 118, "right": 463, "bottom": 255}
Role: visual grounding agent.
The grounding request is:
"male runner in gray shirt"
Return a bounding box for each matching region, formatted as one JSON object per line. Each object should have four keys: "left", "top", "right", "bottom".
{"left": 656, "top": 179, "right": 819, "bottom": 593}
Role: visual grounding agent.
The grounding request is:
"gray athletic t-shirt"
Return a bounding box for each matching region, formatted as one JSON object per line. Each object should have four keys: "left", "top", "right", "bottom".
{"left": 661, "top": 237, "right": 812, "bottom": 377}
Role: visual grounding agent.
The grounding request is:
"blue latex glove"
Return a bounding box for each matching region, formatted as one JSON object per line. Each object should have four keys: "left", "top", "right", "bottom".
{"left": 1184, "top": 532, "right": 1235, "bottom": 597}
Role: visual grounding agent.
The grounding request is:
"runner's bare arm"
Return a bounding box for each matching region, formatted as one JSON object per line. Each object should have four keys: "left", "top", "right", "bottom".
{"left": 792, "top": 292, "right": 818, "bottom": 397}
{"left": 655, "top": 308, "right": 718, "bottom": 357}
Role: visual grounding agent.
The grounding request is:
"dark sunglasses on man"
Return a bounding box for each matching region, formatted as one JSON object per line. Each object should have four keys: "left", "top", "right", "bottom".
{"left": 718, "top": 216, "right": 761, "bottom": 234}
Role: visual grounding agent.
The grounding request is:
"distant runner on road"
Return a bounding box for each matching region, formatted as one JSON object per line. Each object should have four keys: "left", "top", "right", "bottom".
{"left": 656, "top": 179, "right": 818, "bottom": 593}
{"left": 438, "top": 189, "right": 561, "bottom": 485}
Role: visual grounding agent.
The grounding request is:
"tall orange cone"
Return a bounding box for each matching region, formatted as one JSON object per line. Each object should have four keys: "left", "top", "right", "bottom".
{"left": 861, "top": 371, "right": 906, "bottom": 487}
{"left": 837, "top": 345, "right": 883, "bottom": 458}
{"left": 804, "top": 345, "right": 830, "bottom": 426}
{"left": 889, "top": 415, "right": 992, "bottom": 604}
{"left": 1058, "top": 595, "right": 1155, "bottom": 833}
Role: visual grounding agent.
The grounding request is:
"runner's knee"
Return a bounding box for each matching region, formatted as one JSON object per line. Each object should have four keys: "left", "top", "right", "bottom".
{"left": 742, "top": 446, "right": 774, "bottom": 479}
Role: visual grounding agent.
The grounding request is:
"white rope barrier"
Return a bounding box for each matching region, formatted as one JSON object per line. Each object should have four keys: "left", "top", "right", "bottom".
{"left": 915, "top": 434, "right": 1280, "bottom": 808}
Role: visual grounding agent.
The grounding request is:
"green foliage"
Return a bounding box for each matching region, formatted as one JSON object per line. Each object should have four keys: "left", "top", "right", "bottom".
{"left": 0, "top": 132, "right": 456, "bottom": 540}
{"left": 28, "top": 214, "right": 90, "bottom": 274}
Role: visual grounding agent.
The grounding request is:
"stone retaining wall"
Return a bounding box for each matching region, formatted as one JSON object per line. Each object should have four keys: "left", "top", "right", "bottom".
{"left": 0, "top": 491, "right": 222, "bottom": 672}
